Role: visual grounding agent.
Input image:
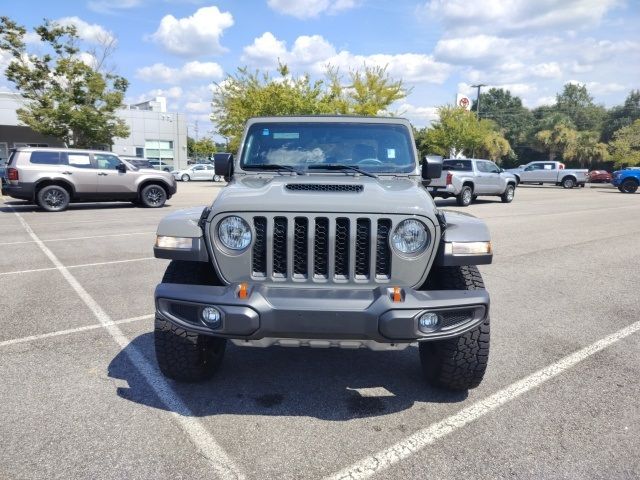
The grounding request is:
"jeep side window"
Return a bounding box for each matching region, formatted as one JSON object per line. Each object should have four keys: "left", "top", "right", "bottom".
{"left": 63, "top": 152, "right": 92, "bottom": 169}
{"left": 30, "top": 151, "right": 63, "bottom": 165}
{"left": 95, "top": 153, "right": 123, "bottom": 170}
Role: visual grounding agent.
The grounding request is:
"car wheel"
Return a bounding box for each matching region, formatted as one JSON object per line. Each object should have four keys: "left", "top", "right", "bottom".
{"left": 37, "top": 185, "right": 70, "bottom": 212}
{"left": 214, "top": 175, "right": 222, "bottom": 182}
{"left": 562, "top": 177, "right": 576, "bottom": 189}
{"left": 618, "top": 186, "right": 625, "bottom": 192}
{"left": 620, "top": 179, "right": 639, "bottom": 193}
{"left": 501, "top": 184, "right": 515, "bottom": 203}
{"left": 154, "top": 261, "right": 226, "bottom": 382}
{"left": 140, "top": 184, "right": 167, "bottom": 208}
{"left": 181, "top": 174, "right": 190, "bottom": 182}
{"left": 419, "top": 265, "right": 489, "bottom": 390}
{"left": 456, "top": 186, "right": 473, "bottom": 207}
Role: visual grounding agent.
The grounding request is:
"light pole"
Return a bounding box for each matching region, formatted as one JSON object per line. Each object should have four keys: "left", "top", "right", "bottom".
{"left": 471, "top": 84, "right": 486, "bottom": 120}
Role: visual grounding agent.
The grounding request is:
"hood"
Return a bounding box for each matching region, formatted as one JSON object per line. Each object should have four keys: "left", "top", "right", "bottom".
{"left": 211, "top": 174, "right": 435, "bottom": 216}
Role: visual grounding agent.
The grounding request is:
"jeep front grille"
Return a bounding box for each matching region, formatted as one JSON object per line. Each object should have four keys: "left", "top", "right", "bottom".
{"left": 251, "top": 215, "right": 392, "bottom": 282}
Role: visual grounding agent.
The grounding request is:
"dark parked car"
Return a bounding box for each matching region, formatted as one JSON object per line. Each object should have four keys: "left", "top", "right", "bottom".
{"left": 121, "top": 156, "right": 155, "bottom": 170}
{"left": 587, "top": 170, "right": 612, "bottom": 183}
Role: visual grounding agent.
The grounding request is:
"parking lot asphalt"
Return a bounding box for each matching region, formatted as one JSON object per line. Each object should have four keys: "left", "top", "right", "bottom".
{"left": 1, "top": 182, "right": 638, "bottom": 479}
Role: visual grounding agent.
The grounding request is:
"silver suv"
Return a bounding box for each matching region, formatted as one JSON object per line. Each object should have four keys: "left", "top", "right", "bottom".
{"left": 2, "top": 147, "right": 177, "bottom": 211}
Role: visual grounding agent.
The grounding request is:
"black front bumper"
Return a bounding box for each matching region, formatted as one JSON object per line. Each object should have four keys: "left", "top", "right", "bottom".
{"left": 155, "top": 283, "right": 490, "bottom": 344}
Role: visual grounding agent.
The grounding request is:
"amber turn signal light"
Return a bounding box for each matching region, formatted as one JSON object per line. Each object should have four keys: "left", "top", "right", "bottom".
{"left": 392, "top": 287, "right": 403, "bottom": 303}
{"left": 238, "top": 282, "right": 248, "bottom": 299}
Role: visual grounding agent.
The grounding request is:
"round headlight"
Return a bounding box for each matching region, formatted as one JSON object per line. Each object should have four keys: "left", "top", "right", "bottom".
{"left": 391, "top": 219, "right": 429, "bottom": 254}
{"left": 218, "top": 216, "right": 252, "bottom": 250}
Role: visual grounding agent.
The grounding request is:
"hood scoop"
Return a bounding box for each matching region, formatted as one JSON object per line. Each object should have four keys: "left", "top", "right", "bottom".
{"left": 286, "top": 184, "right": 364, "bottom": 193}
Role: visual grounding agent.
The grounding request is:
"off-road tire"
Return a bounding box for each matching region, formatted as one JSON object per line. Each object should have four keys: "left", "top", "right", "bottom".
{"left": 420, "top": 265, "right": 490, "bottom": 390}
{"left": 620, "top": 179, "right": 638, "bottom": 194}
{"left": 181, "top": 174, "right": 190, "bottom": 182}
{"left": 618, "top": 186, "right": 625, "bottom": 192}
{"left": 456, "top": 185, "right": 473, "bottom": 207}
{"left": 562, "top": 176, "right": 576, "bottom": 189}
{"left": 501, "top": 184, "right": 515, "bottom": 203}
{"left": 37, "top": 184, "right": 71, "bottom": 212}
{"left": 154, "top": 261, "right": 226, "bottom": 382}
{"left": 140, "top": 184, "right": 167, "bottom": 208}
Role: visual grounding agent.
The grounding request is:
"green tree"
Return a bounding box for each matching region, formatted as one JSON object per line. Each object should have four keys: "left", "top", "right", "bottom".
{"left": 534, "top": 122, "right": 578, "bottom": 161}
{"left": 473, "top": 88, "right": 534, "bottom": 147}
{"left": 417, "top": 106, "right": 511, "bottom": 161}
{"left": 602, "top": 90, "right": 640, "bottom": 142}
{"left": 564, "top": 131, "right": 609, "bottom": 167}
{"left": 0, "top": 17, "right": 129, "bottom": 147}
{"left": 553, "top": 83, "right": 606, "bottom": 132}
{"left": 609, "top": 119, "right": 640, "bottom": 167}
{"left": 211, "top": 63, "right": 407, "bottom": 152}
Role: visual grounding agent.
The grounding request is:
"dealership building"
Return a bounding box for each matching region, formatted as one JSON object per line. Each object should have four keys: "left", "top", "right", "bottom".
{"left": 0, "top": 92, "right": 188, "bottom": 169}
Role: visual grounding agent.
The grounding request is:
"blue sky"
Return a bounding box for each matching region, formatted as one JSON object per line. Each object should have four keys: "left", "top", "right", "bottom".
{"left": 1, "top": 0, "right": 639, "bottom": 135}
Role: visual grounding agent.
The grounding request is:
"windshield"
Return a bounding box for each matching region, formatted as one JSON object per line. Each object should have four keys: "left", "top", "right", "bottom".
{"left": 240, "top": 122, "right": 416, "bottom": 173}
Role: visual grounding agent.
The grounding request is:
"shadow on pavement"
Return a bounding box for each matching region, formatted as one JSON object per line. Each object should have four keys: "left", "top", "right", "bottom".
{"left": 108, "top": 333, "right": 467, "bottom": 420}
{"left": 0, "top": 200, "right": 173, "bottom": 213}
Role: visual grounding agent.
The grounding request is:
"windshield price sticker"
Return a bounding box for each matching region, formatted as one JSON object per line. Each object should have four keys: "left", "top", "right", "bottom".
{"left": 273, "top": 132, "right": 300, "bottom": 139}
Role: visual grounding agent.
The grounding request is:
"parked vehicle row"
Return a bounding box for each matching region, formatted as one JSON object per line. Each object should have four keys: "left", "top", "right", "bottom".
{"left": 506, "top": 161, "right": 587, "bottom": 188}
{"left": 1, "top": 147, "right": 176, "bottom": 211}
{"left": 172, "top": 164, "right": 223, "bottom": 182}
{"left": 427, "top": 158, "right": 517, "bottom": 206}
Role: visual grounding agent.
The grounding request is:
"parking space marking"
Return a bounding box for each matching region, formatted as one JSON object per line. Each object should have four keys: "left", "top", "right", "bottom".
{"left": 0, "top": 257, "right": 156, "bottom": 276}
{"left": 11, "top": 210, "right": 245, "bottom": 480}
{"left": 327, "top": 319, "right": 640, "bottom": 480}
{"left": 0, "top": 231, "right": 155, "bottom": 245}
{"left": 0, "top": 314, "right": 154, "bottom": 347}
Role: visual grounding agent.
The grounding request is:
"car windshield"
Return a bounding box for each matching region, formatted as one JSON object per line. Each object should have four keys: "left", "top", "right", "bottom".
{"left": 240, "top": 122, "right": 416, "bottom": 173}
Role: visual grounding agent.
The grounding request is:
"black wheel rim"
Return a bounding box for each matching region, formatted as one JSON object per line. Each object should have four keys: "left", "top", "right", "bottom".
{"left": 43, "top": 189, "right": 65, "bottom": 208}
{"left": 145, "top": 187, "right": 165, "bottom": 206}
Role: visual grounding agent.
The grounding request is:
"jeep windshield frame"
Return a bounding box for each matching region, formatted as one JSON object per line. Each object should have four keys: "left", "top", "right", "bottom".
{"left": 239, "top": 121, "right": 417, "bottom": 174}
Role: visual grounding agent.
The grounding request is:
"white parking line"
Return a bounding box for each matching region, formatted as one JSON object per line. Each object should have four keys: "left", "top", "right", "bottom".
{"left": 0, "top": 231, "right": 154, "bottom": 245}
{"left": 11, "top": 209, "right": 245, "bottom": 480}
{"left": 0, "top": 314, "right": 154, "bottom": 347}
{"left": 0, "top": 257, "right": 157, "bottom": 276}
{"left": 327, "top": 319, "right": 640, "bottom": 480}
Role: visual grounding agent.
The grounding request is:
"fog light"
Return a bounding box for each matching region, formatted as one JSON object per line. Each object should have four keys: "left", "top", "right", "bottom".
{"left": 418, "top": 312, "right": 440, "bottom": 332}
{"left": 201, "top": 307, "right": 222, "bottom": 328}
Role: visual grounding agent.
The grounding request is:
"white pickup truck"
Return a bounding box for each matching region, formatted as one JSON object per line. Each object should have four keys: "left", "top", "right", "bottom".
{"left": 506, "top": 161, "right": 587, "bottom": 188}
{"left": 427, "top": 158, "right": 517, "bottom": 206}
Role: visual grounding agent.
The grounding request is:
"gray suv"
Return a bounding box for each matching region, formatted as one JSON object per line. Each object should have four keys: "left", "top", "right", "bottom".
{"left": 2, "top": 147, "right": 177, "bottom": 211}
{"left": 152, "top": 116, "right": 493, "bottom": 391}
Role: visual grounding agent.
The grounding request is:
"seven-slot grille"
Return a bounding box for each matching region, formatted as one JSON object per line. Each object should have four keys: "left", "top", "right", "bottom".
{"left": 251, "top": 216, "right": 392, "bottom": 282}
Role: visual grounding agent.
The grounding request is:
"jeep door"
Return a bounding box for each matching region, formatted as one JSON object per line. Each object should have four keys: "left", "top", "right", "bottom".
{"left": 61, "top": 151, "right": 99, "bottom": 196}
{"left": 94, "top": 153, "right": 137, "bottom": 196}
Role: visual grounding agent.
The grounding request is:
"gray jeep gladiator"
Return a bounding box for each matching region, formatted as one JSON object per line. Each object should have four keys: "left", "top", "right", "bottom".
{"left": 153, "top": 116, "right": 493, "bottom": 390}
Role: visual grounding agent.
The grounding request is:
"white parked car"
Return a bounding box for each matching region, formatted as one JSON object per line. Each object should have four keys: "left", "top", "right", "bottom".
{"left": 172, "top": 164, "right": 222, "bottom": 182}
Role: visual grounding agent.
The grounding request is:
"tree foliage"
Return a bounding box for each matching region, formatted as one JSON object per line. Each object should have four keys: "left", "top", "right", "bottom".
{"left": 187, "top": 136, "right": 217, "bottom": 159}
{"left": 602, "top": 90, "right": 640, "bottom": 142}
{"left": 211, "top": 63, "right": 407, "bottom": 152}
{"left": 609, "top": 119, "right": 640, "bottom": 167}
{"left": 415, "top": 106, "right": 511, "bottom": 162}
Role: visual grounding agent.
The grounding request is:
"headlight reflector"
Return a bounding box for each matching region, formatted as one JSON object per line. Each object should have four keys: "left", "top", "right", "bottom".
{"left": 218, "top": 216, "right": 252, "bottom": 250}
{"left": 155, "top": 235, "right": 194, "bottom": 249}
{"left": 391, "top": 219, "right": 429, "bottom": 254}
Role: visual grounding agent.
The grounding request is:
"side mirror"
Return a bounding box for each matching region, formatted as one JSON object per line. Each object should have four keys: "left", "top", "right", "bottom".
{"left": 214, "top": 154, "right": 234, "bottom": 182}
{"left": 421, "top": 155, "right": 443, "bottom": 185}
{"left": 116, "top": 163, "right": 127, "bottom": 173}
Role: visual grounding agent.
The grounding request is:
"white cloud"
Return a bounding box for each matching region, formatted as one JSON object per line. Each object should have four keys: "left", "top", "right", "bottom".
{"left": 136, "top": 61, "right": 223, "bottom": 83}
{"left": 151, "top": 6, "right": 233, "bottom": 57}
{"left": 422, "top": 0, "right": 621, "bottom": 35}
{"left": 185, "top": 101, "right": 211, "bottom": 113}
{"left": 242, "top": 32, "right": 451, "bottom": 84}
{"left": 267, "top": 0, "right": 359, "bottom": 19}
{"left": 87, "top": 0, "right": 142, "bottom": 14}
{"left": 395, "top": 102, "right": 439, "bottom": 127}
{"left": 54, "top": 17, "right": 115, "bottom": 44}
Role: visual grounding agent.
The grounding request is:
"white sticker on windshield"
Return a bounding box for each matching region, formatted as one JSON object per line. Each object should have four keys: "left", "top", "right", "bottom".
{"left": 387, "top": 148, "right": 396, "bottom": 159}
{"left": 273, "top": 132, "right": 300, "bottom": 139}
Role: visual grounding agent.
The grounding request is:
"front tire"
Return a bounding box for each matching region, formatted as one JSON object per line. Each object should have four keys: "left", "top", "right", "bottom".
{"left": 140, "top": 184, "right": 167, "bottom": 208}
{"left": 37, "top": 185, "right": 70, "bottom": 212}
{"left": 501, "top": 184, "right": 515, "bottom": 203}
{"left": 620, "top": 179, "right": 638, "bottom": 193}
{"left": 154, "top": 261, "right": 226, "bottom": 382}
{"left": 420, "top": 265, "right": 490, "bottom": 390}
{"left": 456, "top": 185, "right": 473, "bottom": 207}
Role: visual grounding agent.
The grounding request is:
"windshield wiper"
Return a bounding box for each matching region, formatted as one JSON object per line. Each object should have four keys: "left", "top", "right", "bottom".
{"left": 308, "top": 164, "right": 378, "bottom": 179}
{"left": 244, "top": 164, "right": 304, "bottom": 175}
